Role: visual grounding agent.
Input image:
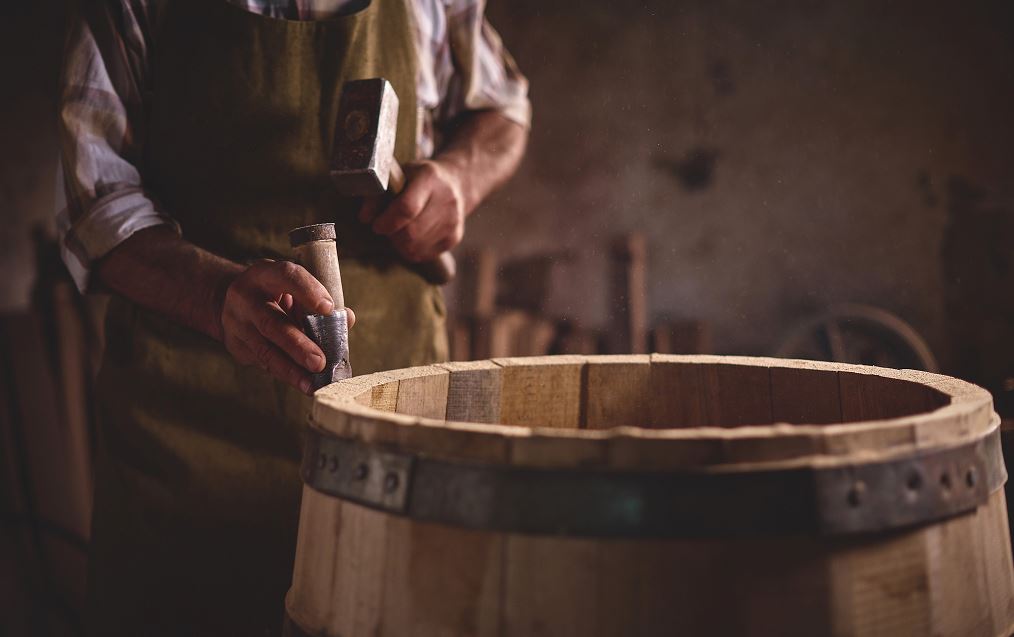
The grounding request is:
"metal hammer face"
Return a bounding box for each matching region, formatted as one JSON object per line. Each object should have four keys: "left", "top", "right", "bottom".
{"left": 331, "top": 78, "right": 400, "bottom": 195}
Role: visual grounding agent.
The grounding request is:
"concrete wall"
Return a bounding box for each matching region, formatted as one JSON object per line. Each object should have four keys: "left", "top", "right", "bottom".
{"left": 476, "top": 0, "right": 1014, "bottom": 365}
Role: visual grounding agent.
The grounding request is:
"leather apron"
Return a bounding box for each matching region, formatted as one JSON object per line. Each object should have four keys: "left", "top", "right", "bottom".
{"left": 86, "top": 1, "right": 447, "bottom": 634}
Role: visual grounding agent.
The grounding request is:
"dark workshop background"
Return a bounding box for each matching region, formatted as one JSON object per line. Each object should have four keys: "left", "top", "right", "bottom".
{"left": 2, "top": 0, "right": 1013, "bottom": 634}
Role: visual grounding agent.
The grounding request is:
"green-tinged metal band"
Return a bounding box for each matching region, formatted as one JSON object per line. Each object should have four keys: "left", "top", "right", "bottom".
{"left": 300, "top": 424, "right": 1006, "bottom": 538}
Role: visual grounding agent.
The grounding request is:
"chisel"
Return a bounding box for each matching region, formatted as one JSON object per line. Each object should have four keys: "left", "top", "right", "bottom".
{"left": 289, "top": 222, "right": 352, "bottom": 390}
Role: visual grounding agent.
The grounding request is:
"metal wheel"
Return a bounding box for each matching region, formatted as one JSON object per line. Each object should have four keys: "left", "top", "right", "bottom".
{"left": 774, "top": 303, "right": 938, "bottom": 372}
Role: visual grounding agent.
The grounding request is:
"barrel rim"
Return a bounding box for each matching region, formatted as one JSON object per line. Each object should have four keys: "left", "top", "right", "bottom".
{"left": 311, "top": 355, "right": 994, "bottom": 471}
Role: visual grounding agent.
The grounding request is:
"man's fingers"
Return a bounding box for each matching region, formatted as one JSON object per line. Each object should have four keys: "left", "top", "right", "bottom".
{"left": 345, "top": 307, "right": 356, "bottom": 328}
{"left": 278, "top": 293, "right": 294, "bottom": 313}
{"left": 232, "top": 330, "right": 313, "bottom": 394}
{"left": 391, "top": 229, "right": 428, "bottom": 263}
{"left": 250, "top": 261, "right": 333, "bottom": 315}
{"left": 391, "top": 215, "right": 448, "bottom": 262}
{"left": 253, "top": 303, "right": 325, "bottom": 373}
{"left": 372, "top": 177, "right": 432, "bottom": 235}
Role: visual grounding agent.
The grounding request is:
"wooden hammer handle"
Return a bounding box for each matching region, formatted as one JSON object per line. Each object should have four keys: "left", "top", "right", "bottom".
{"left": 388, "top": 162, "right": 457, "bottom": 285}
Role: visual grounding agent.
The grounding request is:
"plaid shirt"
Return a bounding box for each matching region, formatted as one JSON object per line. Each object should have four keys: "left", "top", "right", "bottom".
{"left": 59, "top": 0, "right": 530, "bottom": 290}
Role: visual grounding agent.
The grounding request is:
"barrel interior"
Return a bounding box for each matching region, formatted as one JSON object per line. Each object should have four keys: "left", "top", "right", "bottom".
{"left": 364, "top": 356, "right": 952, "bottom": 430}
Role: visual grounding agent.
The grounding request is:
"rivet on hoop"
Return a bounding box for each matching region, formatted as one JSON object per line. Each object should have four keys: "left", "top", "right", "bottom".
{"left": 847, "top": 481, "right": 866, "bottom": 508}
{"left": 966, "top": 467, "right": 978, "bottom": 488}
{"left": 906, "top": 470, "right": 923, "bottom": 492}
{"left": 355, "top": 463, "right": 369, "bottom": 480}
{"left": 383, "top": 472, "right": 400, "bottom": 493}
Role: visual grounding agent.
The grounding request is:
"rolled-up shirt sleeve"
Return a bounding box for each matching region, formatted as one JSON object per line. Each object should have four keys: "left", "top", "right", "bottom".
{"left": 58, "top": 1, "right": 179, "bottom": 292}
{"left": 431, "top": 0, "right": 531, "bottom": 136}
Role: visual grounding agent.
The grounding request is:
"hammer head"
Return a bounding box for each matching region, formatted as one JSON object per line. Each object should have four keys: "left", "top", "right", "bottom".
{"left": 331, "top": 78, "right": 400, "bottom": 196}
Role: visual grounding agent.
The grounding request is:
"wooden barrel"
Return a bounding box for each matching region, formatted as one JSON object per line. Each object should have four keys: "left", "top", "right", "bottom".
{"left": 284, "top": 355, "right": 1014, "bottom": 637}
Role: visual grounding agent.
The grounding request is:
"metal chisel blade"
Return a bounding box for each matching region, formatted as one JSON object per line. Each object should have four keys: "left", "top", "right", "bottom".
{"left": 303, "top": 309, "right": 353, "bottom": 390}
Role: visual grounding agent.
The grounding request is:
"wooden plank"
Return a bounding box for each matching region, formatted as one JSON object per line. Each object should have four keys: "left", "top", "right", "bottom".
{"left": 509, "top": 431, "right": 607, "bottom": 469}
{"left": 606, "top": 435, "right": 723, "bottom": 470}
{"left": 496, "top": 253, "right": 561, "bottom": 315}
{"left": 975, "top": 490, "right": 1014, "bottom": 636}
{"left": 838, "top": 371, "right": 868, "bottom": 423}
{"left": 599, "top": 536, "right": 831, "bottom": 636}
{"left": 439, "top": 360, "right": 503, "bottom": 424}
{"left": 467, "top": 311, "right": 556, "bottom": 359}
{"left": 394, "top": 366, "right": 450, "bottom": 420}
{"left": 287, "top": 487, "right": 343, "bottom": 632}
{"left": 620, "top": 540, "right": 726, "bottom": 635}
{"left": 472, "top": 312, "right": 527, "bottom": 359}
{"left": 719, "top": 425, "right": 823, "bottom": 463}
{"left": 395, "top": 419, "right": 513, "bottom": 465}
{"left": 924, "top": 491, "right": 993, "bottom": 636}
{"left": 517, "top": 315, "right": 556, "bottom": 357}
{"left": 458, "top": 248, "right": 498, "bottom": 318}
{"left": 839, "top": 372, "right": 946, "bottom": 422}
{"left": 820, "top": 422, "right": 917, "bottom": 456}
{"left": 583, "top": 355, "right": 651, "bottom": 429}
{"left": 288, "top": 491, "right": 390, "bottom": 636}
{"left": 770, "top": 365, "right": 842, "bottom": 425}
{"left": 733, "top": 537, "right": 833, "bottom": 635}
{"left": 338, "top": 502, "right": 389, "bottom": 636}
{"left": 469, "top": 316, "right": 494, "bottom": 360}
{"left": 590, "top": 541, "right": 644, "bottom": 637}
{"left": 649, "top": 355, "right": 708, "bottom": 427}
{"left": 446, "top": 317, "right": 472, "bottom": 362}
{"left": 609, "top": 234, "right": 648, "bottom": 354}
{"left": 829, "top": 528, "right": 932, "bottom": 636}
{"left": 702, "top": 363, "right": 773, "bottom": 427}
{"left": 554, "top": 323, "right": 601, "bottom": 355}
{"left": 487, "top": 313, "right": 516, "bottom": 359}
{"left": 380, "top": 518, "right": 503, "bottom": 636}
{"left": 649, "top": 319, "right": 712, "bottom": 355}
{"left": 370, "top": 377, "right": 400, "bottom": 412}
{"left": 495, "top": 356, "right": 585, "bottom": 429}
{"left": 501, "top": 535, "right": 599, "bottom": 637}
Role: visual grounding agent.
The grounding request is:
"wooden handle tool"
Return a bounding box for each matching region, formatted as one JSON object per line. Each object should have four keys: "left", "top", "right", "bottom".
{"left": 331, "top": 78, "right": 457, "bottom": 285}
{"left": 289, "top": 223, "right": 353, "bottom": 389}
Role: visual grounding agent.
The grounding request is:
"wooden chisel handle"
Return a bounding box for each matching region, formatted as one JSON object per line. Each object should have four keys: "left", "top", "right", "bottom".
{"left": 387, "top": 162, "right": 457, "bottom": 285}
{"left": 289, "top": 224, "right": 344, "bottom": 308}
{"left": 289, "top": 223, "right": 354, "bottom": 389}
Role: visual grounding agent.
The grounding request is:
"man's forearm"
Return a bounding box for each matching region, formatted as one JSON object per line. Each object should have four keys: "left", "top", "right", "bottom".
{"left": 96, "top": 226, "right": 339, "bottom": 393}
{"left": 96, "top": 226, "right": 243, "bottom": 341}
{"left": 435, "top": 110, "right": 529, "bottom": 215}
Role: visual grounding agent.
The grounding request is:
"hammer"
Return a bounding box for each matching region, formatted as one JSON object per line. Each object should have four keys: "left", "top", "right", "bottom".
{"left": 331, "top": 78, "right": 457, "bottom": 285}
{"left": 289, "top": 222, "right": 352, "bottom": 390}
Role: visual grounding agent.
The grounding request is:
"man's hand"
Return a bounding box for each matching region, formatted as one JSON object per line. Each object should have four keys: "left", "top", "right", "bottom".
{"left": 220, "top": 260, "right": 355, "bottom": 395}
{"left": 357, "top": 111, "right": 527, "bottom": 264}
{"left": 360, "top": 159, "right": 466, "bottom": 263}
